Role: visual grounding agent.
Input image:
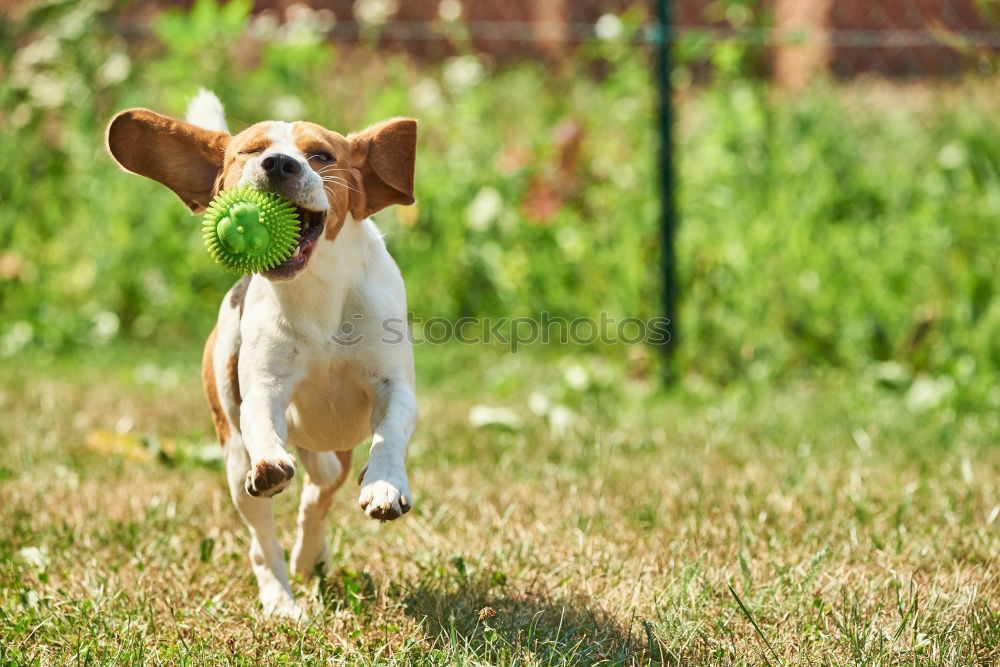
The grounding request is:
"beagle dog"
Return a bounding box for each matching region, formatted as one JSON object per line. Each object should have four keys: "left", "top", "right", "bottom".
{"left": 106, "top": 90, "right": 418, "bottom": 618}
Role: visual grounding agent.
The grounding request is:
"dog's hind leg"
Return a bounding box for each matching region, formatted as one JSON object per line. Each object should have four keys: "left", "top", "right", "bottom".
{"left": 290, "top": 449, "right": 352, "bottom": 581}
{"left": 223, "top": 438, "right": 301, "bottom": 619}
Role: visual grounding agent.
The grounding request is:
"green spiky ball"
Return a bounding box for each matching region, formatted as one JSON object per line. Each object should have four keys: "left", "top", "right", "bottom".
{"left": 202, "top": 185, "right": 300, "bottom": 273}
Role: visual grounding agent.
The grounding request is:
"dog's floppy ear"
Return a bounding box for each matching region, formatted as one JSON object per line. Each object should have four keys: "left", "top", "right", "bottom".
{"left": 346, "top": 118, "right": 417, "bottom": 219}
{"left": 106, "top": 108, "right": 230, "bottom": 213}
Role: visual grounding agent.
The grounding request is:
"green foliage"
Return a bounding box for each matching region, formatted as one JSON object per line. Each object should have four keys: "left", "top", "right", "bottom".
{"left": 679, "top": 82, "right": 1000, "bottom": 401}
{"left": 1, "top": 1, "right": 998, "bottom": 404}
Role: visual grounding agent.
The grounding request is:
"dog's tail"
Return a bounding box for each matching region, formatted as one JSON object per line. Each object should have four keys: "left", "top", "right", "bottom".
{"left": 186, "top": 88, "right": 230, "bottom": 134}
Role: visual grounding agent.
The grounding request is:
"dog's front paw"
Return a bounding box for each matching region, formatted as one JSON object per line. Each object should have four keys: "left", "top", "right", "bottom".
{"left": 246, "top": 455, "right": 296, "bottom": 497}
{"left": 357, "top": 464, "right": 412, "bottom": 521}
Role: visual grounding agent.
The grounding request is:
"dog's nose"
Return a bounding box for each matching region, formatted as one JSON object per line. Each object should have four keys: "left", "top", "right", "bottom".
{"left": 261, "top": 153, "right": 301, "bottom": 179}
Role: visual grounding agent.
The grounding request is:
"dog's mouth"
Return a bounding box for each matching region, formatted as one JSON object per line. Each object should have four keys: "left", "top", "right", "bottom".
{"left": 262, "top": 207, "right": 327, "bottom": 280}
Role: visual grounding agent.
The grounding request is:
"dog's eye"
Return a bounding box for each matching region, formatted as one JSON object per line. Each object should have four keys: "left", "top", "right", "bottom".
{"left": 239, "top": 147, "right": 264, "bottom": 156}
{"left": 311, "top": 152, "right": 334, "bottom": 163}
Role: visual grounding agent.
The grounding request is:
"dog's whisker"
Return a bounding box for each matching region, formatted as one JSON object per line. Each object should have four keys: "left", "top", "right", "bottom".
{"left": 329, "top": 184, "right": 361, "bottom": 195}
{"left": 317, "top": 173, "right": 352, "bottom": 183}
{"left": 321, "top": 177, "right": 361, "bottom": 194}
{"left": 321, "top": 177, "right": 351, "bottom": 186}
{"left": 323, "top": 182, "right": 359, "bottom": 197}
{"left": 326, "top": 183, "right": 361, "bottom": 195}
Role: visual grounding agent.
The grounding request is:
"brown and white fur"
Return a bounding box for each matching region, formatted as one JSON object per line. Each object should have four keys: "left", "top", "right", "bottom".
{"left": 106, "top": 90, "right": 418, "bottom": 619}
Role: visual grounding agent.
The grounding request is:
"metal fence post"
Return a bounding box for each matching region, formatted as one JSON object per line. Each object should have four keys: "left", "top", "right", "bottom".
{"left": 654, "top": 0, "right": 677, "bottom": 382}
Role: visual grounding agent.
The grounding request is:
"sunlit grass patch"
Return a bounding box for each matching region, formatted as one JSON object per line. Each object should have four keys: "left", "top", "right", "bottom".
{"left": 1, "top": 344, "right": 997, "bottom": 663}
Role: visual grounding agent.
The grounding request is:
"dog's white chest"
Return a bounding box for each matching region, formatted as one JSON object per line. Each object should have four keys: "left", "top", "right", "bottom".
{"left": 285, "top": 357, "right": 372, "bottom": 453}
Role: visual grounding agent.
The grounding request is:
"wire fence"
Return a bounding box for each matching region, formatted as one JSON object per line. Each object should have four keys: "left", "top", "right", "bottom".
{"left": 228, "top": 0, "right": 1000, "bottom": 78}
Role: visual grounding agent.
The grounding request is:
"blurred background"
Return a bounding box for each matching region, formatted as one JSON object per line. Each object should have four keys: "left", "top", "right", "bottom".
{"left": 2, "top": 3, "right": 999, "bottom": 660}
{"left": 1, "top": 0, "right": 998, "bottom": 400}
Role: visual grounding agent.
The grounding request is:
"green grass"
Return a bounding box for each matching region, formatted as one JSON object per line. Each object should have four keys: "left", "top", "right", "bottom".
{"left": 1, "top": 344, "right": 997, "bottom": 664}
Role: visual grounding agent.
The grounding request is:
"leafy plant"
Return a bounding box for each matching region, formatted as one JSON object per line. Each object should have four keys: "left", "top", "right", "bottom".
{"left": 1, "top": 0, "right": 997, "bottom": 408}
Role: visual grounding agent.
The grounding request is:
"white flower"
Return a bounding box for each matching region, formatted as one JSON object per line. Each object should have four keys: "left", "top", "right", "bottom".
{"left": 249, "top": 12, "right": 279, "bottom": 40}
{"left": 2, "top": 321, "right": 33, "bottom": 356}
{"left": 595, "top": 14, "right": 623, "bottom": 41}
{"left": 285, "top": 3, "right": 314, "bottom": 24}
{"left": 271, "top": 95, "right": 306, "bottom": 121}
{"left": 563, "top": 365, "right": 589, "bottom": 390}
{"left": 29, "top": 73, "right": 67, "bottom": 108}
{"left": 410, "top": 78, "right": 444, "bottom": 111}
{"left": 97, "top": 52, "right": 131, "bottom": 87}
{"left": 354, "top": 0, "right": 398, "bottom": 25}
{"left": 466, "top": 186, "right": 503, "bottom": 231}
{"left": 11, "top": 35, "right": 60, "bottom": 87}
{"left": 93, "top": 311, "right": 120, "bottom": 341}
{"left": 281, "top": 3, "right": 333, "bottom": 42}
{"left": 906, "top": 375, "right": 954, "bottom": 412}
{"left": 937, "top": 142, "right": 965, "bottom": 170}
{"left": 548, "top": 405, "right": 576, "bottom": 439}
{"left": 528, "top": 391, "right": 550, "bottom": 416}
{"left": 443, "top": 55, "right": 485, "bottom": 92}
{"left": 18, "top": 546, "right": 49, "bottom": 571}
{"left": 468, "top": 405, "right": 522, "bottom": 429}
{"left": 438, "top": 0, "right": 462, "bottom": 22}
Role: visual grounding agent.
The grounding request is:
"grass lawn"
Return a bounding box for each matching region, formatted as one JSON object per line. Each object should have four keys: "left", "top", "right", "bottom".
{"left": 1, "top": 344, "right": 997, "bottom": 664}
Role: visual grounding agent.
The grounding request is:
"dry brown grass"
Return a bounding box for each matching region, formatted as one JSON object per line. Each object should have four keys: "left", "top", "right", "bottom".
{"left": 1, "top": 345, "right": 998, "bottom": 664}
